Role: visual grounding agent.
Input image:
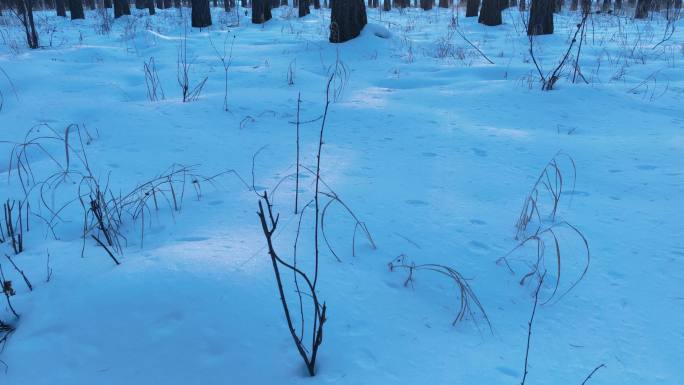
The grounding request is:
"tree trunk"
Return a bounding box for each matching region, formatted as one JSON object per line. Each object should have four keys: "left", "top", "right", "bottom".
{"left": 499, "top": 0, "right": 508, "bottom": 9}
{"left": 601, "top": 0, "right": 610, "bottom": 11}
{"left": 439, "top": 0, "right": 448, "bottom": 7}
{"left": 135, "top": 0, "right": 145, "bottom": 8}
{"left": 16, "top": 0, "right": 39, "bottom": 48}
{"left": 570, "top": 0, "right": 577, "bottom": 10}
{"left": 148, "top": 0, "right": 156, "bottom": 13}
{"left": 466, "top": 0, "right": 479, "bottom": 15}
{"left": 519, "top": 0, "right": 526, "bottom": 10}
{"left": 615, "top": 0, "right": 621, "bottom": 8}
{"left": 191, "top": 0, "right": 212, "bottom": 26}
{"left": 479, "top": 0, "right": 502, "bottom": 25}
{"left": 252, "top": 0, "right": 272, "bottom": 22}
{"left": 528, "top": 0, "right": 554, "bottom": 35}
{"left": 330, "top": 0, "right": 367, "bottom": 43}
{"left": 580, "top": 0, "right": 590, "bottom": 12}
{"left": 85, "top": 0, "right": 95, "bottom": 9}
{"left": 69, "top": 0, "right": 85, "bottom": 18}
{"left": 56, "top": 0, "right": 67, "bottom": 15}
{"left": 634, "top": 0, "right": 650, "bottom": 17}
{"left": 104, "top": 0, "right": 112, "bottom": 7}
{"left": 554, "top": 0, "right": 561, "bottom": 11}
{"left": 298, "top": 0, "right": 309, "bottom": 15}
{"left": 313, "top": 0, "right": 319, "bottom": 7}
{"left": 420, "top": 0, "right": 432, "bottom": 8}
{"left": 383, "top": 0, "right": 390, "bottom": 9}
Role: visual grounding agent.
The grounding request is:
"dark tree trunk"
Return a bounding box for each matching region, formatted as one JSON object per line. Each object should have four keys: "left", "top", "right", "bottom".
{"left": 570, "top": 0, "right": 577, "bottom": 10}
{"left": 527, "top": 0, "right": 553, "bottom": 35}
{"left": 439, "top": 0, "right": 448, "bottom": 7}
{"left": 634, "top": 0, "right": 650, "bottom": 17}
{"left": 155, "top": 0, "right": 162, "bottom": 7}
{"left": 554, "top": 0, "right": 561, "bottom": 11}
{"left": 499, "top": 0, "right": 508, "bottom": 8}
{"left": 313, "top": 0, "right": 319, "bottom": 7}
{"left": 147, "top": 0, "right": 155, "bottom": 13}
{"left": 56, "top": 0, "right": 67, "bottom": 15}
{"left": 601, "top": 0, "right": 610, "bottom": 11}
{"left": 104, "top": 0, "right": 112, "bottom": 7}
{"left": 466, "top": 0, "right": 479, "bottom": 15}
{"left": 213, "top": 0, "right": 217, "bottom": 6}
{"left": 614, "top": 0, "right": 621, "bottom": 9}
{"left": 580, "top": 0, "right": 590, "bottom": 12}
{"left": 85, "top": 0, "right": 94, "bottom": 9}
{"left": 69, "top": 0, "right": 85, "bottom": 18}
{"left": 15, "top": 0, "right": 39, "bottom": 48}
{"left": 383, "top": 0, "right": 390, "bottom": 8}
{"left": 330, "top": 0, "right": 367, "bottom": 43}
{"left": 223, "top": 0, "right": 230, "bottom": 10}
{"left": 519, "top": 0, "right": 526, "bottom": 10}
{"left": 252, "top": 0, "right": 272, "bottom": 22}
{"left": 174, "top": 0, "right": 181, "bottom": 7}
{"left": 135, "top": 0, "right": 144, "bottom": 8}
{"left": 119, "top": 0, "right": 131, "bottom": 15}
{"left": 420, "top": 0, "right": 432, "bottom": 8}
{"left": 478, "top": 0, "right": 502, "bottom": 25}
{"left": 298, "top": 0, "right": 309, "bottom": 15}
{"left": 191, "top": 0, "right": 212, "bottom": 26}
{"left": 164, "top": 0, "right": 172, "bottom": 7}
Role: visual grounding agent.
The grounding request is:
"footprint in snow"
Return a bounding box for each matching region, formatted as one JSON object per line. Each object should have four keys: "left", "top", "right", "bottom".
{"left": 471, "top": 148, "right": 488, "bottom": 157}
{"left": 175, "top": 236, "right": 210, "bottom": 242}
{"left": 405, "top": 199, "right": 429, "bottom": 206}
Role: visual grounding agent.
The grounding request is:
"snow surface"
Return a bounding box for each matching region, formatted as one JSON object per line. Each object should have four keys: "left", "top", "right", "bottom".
{"left": 0, "top": 5, "right": 683, "bottom": 385}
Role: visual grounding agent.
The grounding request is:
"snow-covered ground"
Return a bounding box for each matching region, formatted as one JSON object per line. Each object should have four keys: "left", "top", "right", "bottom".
{"left": 0, "top": 5, "right": 683, "bottom": 385}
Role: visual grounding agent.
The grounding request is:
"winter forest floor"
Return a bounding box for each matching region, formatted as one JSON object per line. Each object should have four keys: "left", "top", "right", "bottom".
{"left": 0, "top": 5, "right": 683, "bottom": 385}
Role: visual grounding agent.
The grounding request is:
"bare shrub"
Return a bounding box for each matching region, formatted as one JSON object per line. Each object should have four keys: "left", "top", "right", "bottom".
{"left": 388, "top": 254, "right": 492, "bottom": 330}
{"left": 143, "top": 56, "right": 165, "bottom": 101}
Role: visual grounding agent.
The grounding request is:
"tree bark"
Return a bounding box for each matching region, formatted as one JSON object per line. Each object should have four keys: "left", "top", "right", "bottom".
{"left": 580, "top": 0, "right": 590, "bottom": 12}
{"left": 479, "top": 0, "right": 502, "bottom": 25}
{"left": 499, "top": 0, "right": 509, "bottom": 9}
{"left": 439, "top": 0, "right": 448, "bottom": 7}
{"left": 192, "top": 0, "right": 212, "bottom": 26}
{"left": 16, "top": 0, "right": 39, "bottom": 48}
{"left": 383, "top": 0, "right": 391, "bottom": 9}
{"left": 115, "top": 0, "right": 131, "bottom": 16}
{"left": 601, "top": 0, "right": 611, "bottom": 11}
{"left": 528, "top": 0, "right": 554, "bottom": 35}
{"left": 634, "top": 0, "right": 650, "bottom": 17}
{"left": 69, "top": 0, "right": 85, "bottom": 18}
{"left": 466, "top": 0, "right": 479, "bottom": 15}
{"left": 252, "top": 0, "right": 272, "bottom": 23}
{"left": 148, "top": 0, "right": 156, "bottom": 13}
{"left": 330, "top": 0, "right": 367, "bottom": 43}
{"left": 56, "top": 0, "right": 67, "bottom": 15}
{"left": 135, "top": 0, "right": 145, "bottom": 8}
{"left": 420, "top": 0, "right": 432, "bottom": 9}
{"left": 298, "top": 0, "right": 310, "bottom": 16}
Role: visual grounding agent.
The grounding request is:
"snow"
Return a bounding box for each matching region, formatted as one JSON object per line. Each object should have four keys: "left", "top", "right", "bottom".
{"left": 0, "top": 5, "right": 683, "bottom": 385}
